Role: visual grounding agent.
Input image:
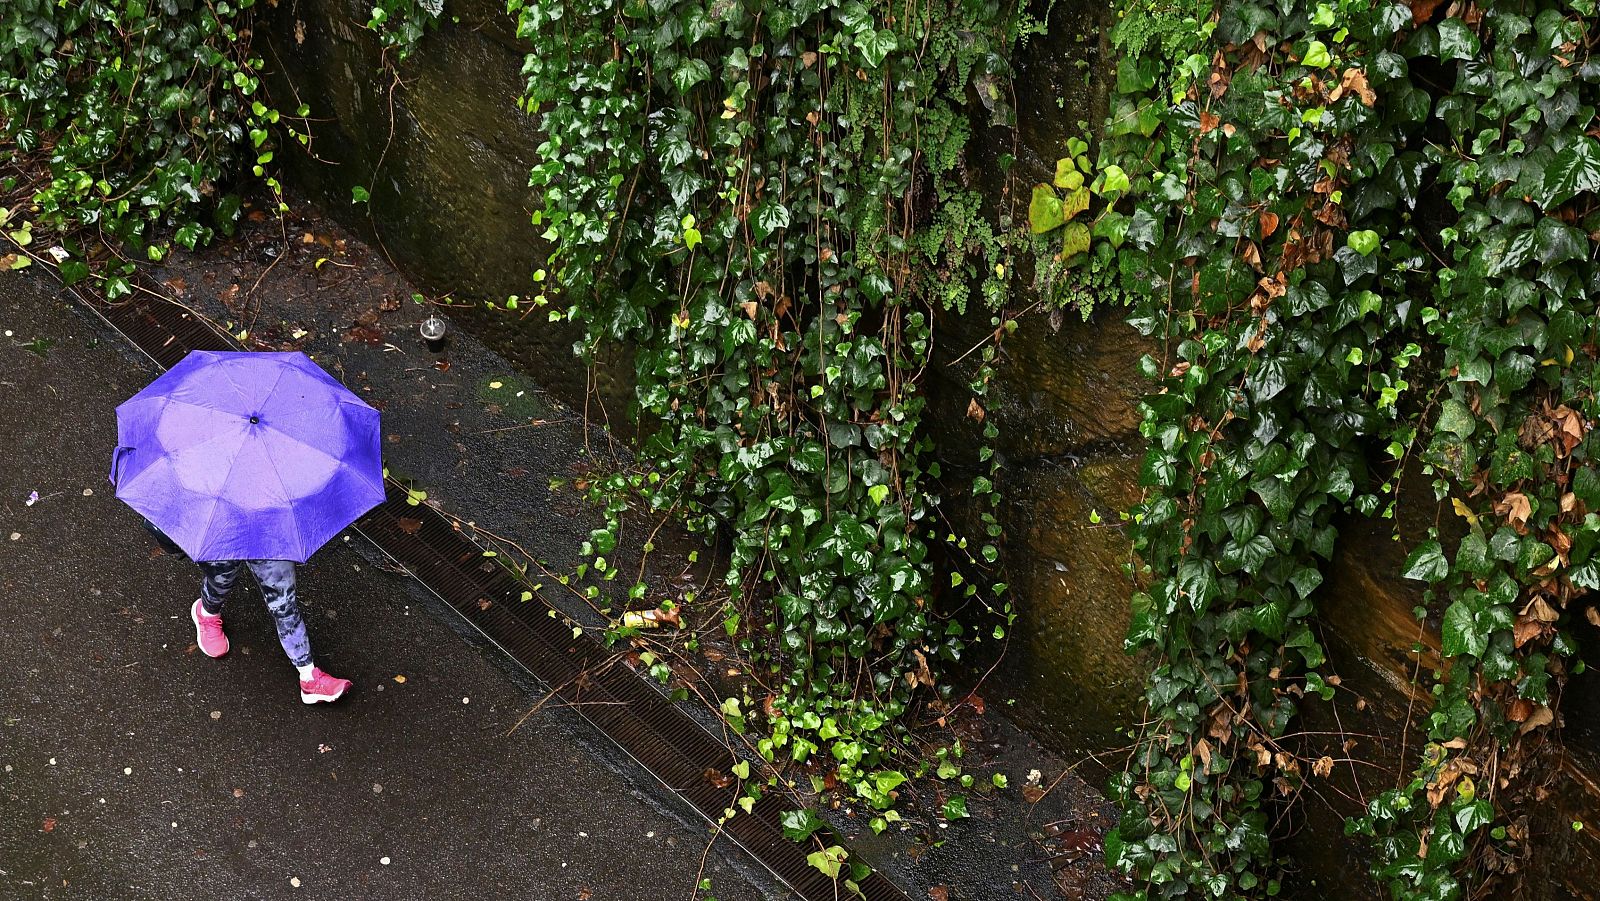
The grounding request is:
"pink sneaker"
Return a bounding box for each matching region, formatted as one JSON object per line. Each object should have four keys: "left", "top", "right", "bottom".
{"left": 299, "top": 668, "right": 353, "bottom": 705}
{"left": 191, "top": 599, "right": 229, "bottom": 658}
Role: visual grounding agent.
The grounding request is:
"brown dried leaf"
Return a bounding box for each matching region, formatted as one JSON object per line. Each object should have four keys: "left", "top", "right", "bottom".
{"left": 1507, "top": 697, "right": 1535, "bottom": 723}
{"left": 396, "top": 517, "right": 422, "bottom": 535}
{"left": 1498, "top": 492, "right": 1532, "bottom": 530}
{"left": 1518, "top": 705, "right": 1554, "bottom": 736}
{"left": 1527, "top": 597, "right": 1560, "bottom": 623}
{"left": 1241, "top": 241, "right": 1263, "bottom": 272}
{"left": 966, "top": 397, "right": 986, "bottom": 423}
{"left": 1260, "top": 210, "right": 1280, "bottom": 237}
{"left": 1408, "top": 0, "right": 1447, "bottom": 21}
{"left": 1313, "top": 756, "right": 1334, "bottom": 779}
{"left": 1339, "top": 69, "right": 1376, "bottom": 106}
{"left": 1513, "top": 616, "right": 1545, "bottom": 648}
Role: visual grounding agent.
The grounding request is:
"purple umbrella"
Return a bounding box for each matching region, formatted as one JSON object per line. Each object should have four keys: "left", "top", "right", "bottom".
{"left": 110, "top": 351, "right": 385, "bottom": 563}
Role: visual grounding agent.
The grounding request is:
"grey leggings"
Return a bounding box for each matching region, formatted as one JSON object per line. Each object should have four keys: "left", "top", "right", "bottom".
{"left": 197, "top": 560, "right": 312, "bottom": 667}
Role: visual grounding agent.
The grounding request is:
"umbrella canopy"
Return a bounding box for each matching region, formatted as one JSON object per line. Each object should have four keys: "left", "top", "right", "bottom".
{"left": 111, "top": 351, "right": 385, "bottom": 563}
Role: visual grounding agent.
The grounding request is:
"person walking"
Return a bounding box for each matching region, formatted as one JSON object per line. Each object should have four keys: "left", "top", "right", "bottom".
{"left": 190, "top": 559, "right": 352, "bottom": 703}
{"left": 113, "top": 350, "right": 386, "bottom": 704}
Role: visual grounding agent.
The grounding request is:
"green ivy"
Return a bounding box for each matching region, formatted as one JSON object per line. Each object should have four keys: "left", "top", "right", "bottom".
{"left": 0, "top": 0, "right": 304, "bottom": 294}
{"left": 1089, "top": 0, "right": 1599, "bottom": 898}
{"left": 508, "top": 0, "right": 1023, "bottom": 817}
{"left": 366, "top": 0, "right": 446, "bottom": 61}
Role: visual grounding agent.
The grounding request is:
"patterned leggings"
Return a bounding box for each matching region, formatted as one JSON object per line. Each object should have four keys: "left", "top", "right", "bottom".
{"left": 198, "top": 560, "right": 312, "bottom": 667}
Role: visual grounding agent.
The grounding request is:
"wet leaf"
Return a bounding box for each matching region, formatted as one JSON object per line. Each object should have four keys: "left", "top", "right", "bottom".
{"left": 1028, "top": 184, "right": 1063, "bottom": 234}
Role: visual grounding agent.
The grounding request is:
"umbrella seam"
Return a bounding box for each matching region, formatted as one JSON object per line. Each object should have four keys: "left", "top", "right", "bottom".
{"left": 257, "top": 422, "right": 353, "bottom": 475}
{"left": 259, "top": 435, "right": 311, "bottom": 562}
{"left": 215, "top": 354, "right": 289, "bottom": 418}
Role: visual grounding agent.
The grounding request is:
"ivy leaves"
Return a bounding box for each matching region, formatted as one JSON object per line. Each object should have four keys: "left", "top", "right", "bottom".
{"left": 1, "top": 0, "right": 303, "bottom": 290}
{"left": 1540, "top": 135, "right": 1600, "bottom": 206}
{"left": 1099, "top": 0, "right": 1600, "bottom": 897}
{"left": 513, "top": 0, "right": 1014, "bottom": 827}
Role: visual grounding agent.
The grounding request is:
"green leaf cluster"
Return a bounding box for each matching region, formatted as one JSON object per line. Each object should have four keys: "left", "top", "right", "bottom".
{"left": 1097, "top": 1, "right": 1600, "bottom": 898}
{"left": 0, "top": 0, "right": 302, "bottom": 288}
{"left": 508, "top": 0, "right": 1021, "bottom": 816}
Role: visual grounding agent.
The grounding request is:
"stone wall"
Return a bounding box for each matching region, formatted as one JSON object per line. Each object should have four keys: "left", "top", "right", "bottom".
{"left": 257, "top": 0, "right": 609, "bottom": 406}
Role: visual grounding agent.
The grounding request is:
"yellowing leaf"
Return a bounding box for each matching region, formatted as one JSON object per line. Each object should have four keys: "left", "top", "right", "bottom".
{"left": 1061, "top": 187, "right": 1091, "bottom": 222}
{"left": 1060, "top": 221, "right": 1091, "bottom": 260}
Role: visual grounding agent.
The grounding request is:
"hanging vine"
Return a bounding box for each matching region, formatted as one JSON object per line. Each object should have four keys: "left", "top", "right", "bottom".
{"left": 508, "top": 0, "right": 1029, "bottom": 812}
{"left": 1067, "top": 0, "right": 1600, "bottom": 898}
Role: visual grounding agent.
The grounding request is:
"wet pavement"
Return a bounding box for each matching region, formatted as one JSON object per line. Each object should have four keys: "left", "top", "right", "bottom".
{"left": 0, "top": 275, "right": 783, "bottom": 900}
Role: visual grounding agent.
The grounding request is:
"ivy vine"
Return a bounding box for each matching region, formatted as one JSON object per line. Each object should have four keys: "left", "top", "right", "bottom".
{"left": 0, "top": 0, "right": 307, "bottom": 294}
{"left": 508, "top": 0, "right": 1028, "bottom": 817}
{"left": 1081, "top": 0, "right": 1600, "bottom": 898}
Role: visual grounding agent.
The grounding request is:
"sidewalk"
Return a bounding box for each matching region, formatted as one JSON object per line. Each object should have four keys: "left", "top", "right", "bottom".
{"left": 0, "top": 275, "right": 782, "bottom": 900}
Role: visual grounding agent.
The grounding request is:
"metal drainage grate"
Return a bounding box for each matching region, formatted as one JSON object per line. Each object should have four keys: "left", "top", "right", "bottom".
{"left": 75, "top": 288, "right": 911, "bottom": 901}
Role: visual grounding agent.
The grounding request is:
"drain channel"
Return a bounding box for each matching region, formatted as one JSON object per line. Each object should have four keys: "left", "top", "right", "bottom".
{"left": 76, "top": 288, "right": 911, "bottom": 901}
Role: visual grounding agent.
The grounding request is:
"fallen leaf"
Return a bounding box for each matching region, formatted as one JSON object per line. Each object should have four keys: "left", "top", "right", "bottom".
{"left": 41, "top": 817, "right": 55, "bottom": 833}
{"left": 929, "top": 888, "right": 950, "bottom": 901}
{"left": 396, "top": 518, "right": 421, "bottom": 535}
{"left": 393, "top": 675, "right": 407, "bottom": 684}
{"left": 1507, "top": 698, "right": 1534, "bottom": 723}
{"left": 1527, "top": 597, "right": 1560, "bottom": 623}
{"left": 966, "top": 398, "right": 985, "bottom": 423}
{"left": 1313, "top": 756, "right": 1334, "bottom": 779}
{"left": 1518, "top": 705, "right": 1554, "bottom": 735}
{"left": 702, "top": 768, "right": 734, "bottom": 789}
